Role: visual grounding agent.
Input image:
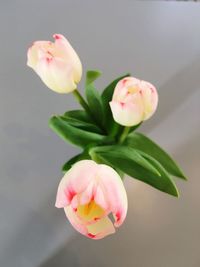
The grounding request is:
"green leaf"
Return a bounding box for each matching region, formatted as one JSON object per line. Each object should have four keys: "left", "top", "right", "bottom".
{"left": 64, "top": 110, "right": 92, "bottom": 122}
{"left": 101, "top": 73, "right": 130, "bottom": 134}
{"left": 90, "top": 145, "right": 161, "bottom": 177}
{"left": 86, "top": 85, "right": 104, "bottom": 126}
{"left": 85, "top": 70, "right": 101, "bottom": 86}
{"left": 125, "top": 132, "right": 187, "bottom": 180}
{"left": 62, "top": 152, "right": 91, "bottom": 173}
{"left": 49, "top": 116, "right": 107, "bottom": 148}
{"left": 62, "top": 111, "right": 103, "bottom": 134}
{"left": 90, "top": 145, "right": 179, "bottom": 197}
{"left": 136, "top": 150, "right": 179, "bottom": 197}
{"left": 85, "top": 71, "right": 104, "bottom": 128}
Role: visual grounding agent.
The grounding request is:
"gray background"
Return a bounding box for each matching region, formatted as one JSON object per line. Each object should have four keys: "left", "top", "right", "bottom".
{"left": 0, "top": 1, "right": 200, "bottom": 267}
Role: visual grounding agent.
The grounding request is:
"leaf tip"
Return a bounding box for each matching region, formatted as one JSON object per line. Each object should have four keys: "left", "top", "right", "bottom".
{"left": 171, "top": 185, "right": 180, "bottom": 198}
{"left": 175, "top": 189, "right": 180, "bottom": 198}
{"left": 181, "top": 172, "right": 188, "bottom": 181}
{"left": 86, "top": 70, "right": 102, "bottom": 85}
{"left": 48, "top": 115, "right": 57, "bottom": 127}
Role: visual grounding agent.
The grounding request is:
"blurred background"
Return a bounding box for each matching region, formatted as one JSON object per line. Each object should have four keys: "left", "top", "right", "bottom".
{"left": 0, "top": 1, "right": 200, "bottom": 266}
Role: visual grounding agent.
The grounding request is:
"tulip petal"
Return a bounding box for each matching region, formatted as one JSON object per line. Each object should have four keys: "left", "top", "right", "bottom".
{"left": 56, "top": 160, "right": 128, "bottom": 239}
{"left": 110, "top": 77, "right": 158, "bottom": 126}
{"left": 86, "top": 216, "right": 115, "bottom": 239}
{"left": 55, "top": 160, "right": 97, "bottom": 208}
{"left": 53, "top": 34, "right": 82, "bottom": 84}
{"left": 64, "top": 206, "right": 115, "bottom": 240}
{"left": 141, "top": 81, "right": 158, "bottom": 120}
{"left": 112, "top": 76, "right": 140, "bottom": 101}
{"left": 96, "top": 164, "right": 128, "bottom": 227}
{"left": 94, "top": 185, "right": 110, "bottom": 211}
{"left": 27, "top": 41, "right": 51, "bottom": 69}
{"left": 110, "top": 100, "right": 143, "bottom": 127}
{"left": 79, "top": 180, "right": 94, "bottom": 206}
{"left": 27, "top": 34, "right": 82, "bottom": 93}
{"left": 64, "top": 206, "right": 88, "bottom": 236}
{"left": 27, "top": 46, "right": 38, "bottom": 69}
{"left": 35, "top": 56, "right": 76, "bottom": 93}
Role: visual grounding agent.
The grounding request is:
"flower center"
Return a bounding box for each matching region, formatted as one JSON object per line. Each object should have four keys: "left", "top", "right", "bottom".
{"left": 127, "top": 85, "right": 139, "bottom": 94}
{"left": 77, "top": 200, "right": 105, "bottom": 221}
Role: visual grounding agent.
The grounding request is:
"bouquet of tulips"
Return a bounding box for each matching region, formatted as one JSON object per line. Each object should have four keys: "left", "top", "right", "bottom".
{"left": 27, "top": 34, "right": 186, "bottom": 240}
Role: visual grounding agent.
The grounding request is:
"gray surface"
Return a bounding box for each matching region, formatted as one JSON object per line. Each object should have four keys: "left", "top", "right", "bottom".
{"left": 0, "top": 1, "right": 200, "bottom": 267}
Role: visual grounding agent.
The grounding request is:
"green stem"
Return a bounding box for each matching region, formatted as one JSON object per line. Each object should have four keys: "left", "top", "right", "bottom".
{"left": 73, "top": 89, "right": 107, "bottom": 134}
{"left": 109, "top": 123, "right": 120, "bottom": 138}
{"left": 90, "top": 151, "right": 102, "bottom": 164}
{"left": 118, "top": 126, "right": 130, "bottom": 144}
{"left": 72, "top": 89, "right": 91, "bottom": 116}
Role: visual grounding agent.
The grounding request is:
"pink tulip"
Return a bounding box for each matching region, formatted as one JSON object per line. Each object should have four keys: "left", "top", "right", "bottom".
{"left": 55, "top": 160, "right": 128, "bottom": 240}
{"left": 109, "top": 77, "right": 158, "bottom": 126}
{"left": 27, "top": 34, "right": 82, "bottom": 93}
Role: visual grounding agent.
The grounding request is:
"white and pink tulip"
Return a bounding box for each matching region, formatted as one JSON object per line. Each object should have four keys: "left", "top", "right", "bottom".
{"left": 55, "top": 160, "right": 128, "bottom": 240}
{"left": 27, "top": 34, "right": 82, "bottom": 93}
{"left": 109, "top": 77, "right": 158, "bottom": 126}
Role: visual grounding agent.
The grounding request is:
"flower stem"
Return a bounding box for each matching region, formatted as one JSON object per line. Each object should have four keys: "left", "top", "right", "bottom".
{"left": 109, "top": 123, "right": 120, "bottom": 138}
{"left": 89, "top": 150, "right": 103, "bottom": 164}
{"left": 72, "top": 89, "right": 91, "bottom": 114}
{"left": 118, "top": 126, "right": 130, "bottom": 144}
{"left": 73, "top": 89, "right": 107, "bottom": 134}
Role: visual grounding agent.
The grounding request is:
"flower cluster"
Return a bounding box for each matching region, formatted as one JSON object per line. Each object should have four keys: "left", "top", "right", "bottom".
{"left": 27, "top": 34, "right": 186, "bottom": 239}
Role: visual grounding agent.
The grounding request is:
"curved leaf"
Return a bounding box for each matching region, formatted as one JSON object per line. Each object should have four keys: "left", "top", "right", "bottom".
{"left": 90, "top": 145, "right": 179, "bottom": 197}
{"left": 125, "top": 132, "right": 187, "bottom": 180}
{"left": 61, "top": 115, "right": 103, "bottom": 134}
{"left": 90, "top": 145, "right": 161, "bottom": 176}
{"left": 85, "top": 71, "right": 104, "bottom": 128}
{"left": 64, "top": 110, "right": 92, "bottom": 122}
{"left": 136, "top": 150, "right": 179, "bottom": 197}
{"left": 49, "top": 116, "right": 107, "bottom": 148}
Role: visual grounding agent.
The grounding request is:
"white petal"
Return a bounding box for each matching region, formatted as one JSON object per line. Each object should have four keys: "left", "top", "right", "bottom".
{"left": 55, "top": 160, "right": 97, "bottom": 208}
{"left": 35, "top": 56, "right": 76, "bottom": 93}
{"left": 53, "top": 34, "right": 82, "bottom": 84}
{"left": 86, "top": 216, "right": 115, "bottom": 239}
{"left": 110, "top": 100, "right": 143, "bottom": 126}
{"left": 96, "top": 164, "right": 128, "bottom": 227}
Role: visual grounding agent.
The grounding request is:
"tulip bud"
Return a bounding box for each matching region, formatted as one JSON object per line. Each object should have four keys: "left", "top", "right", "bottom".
{"left": 27, "top": 34, "right": 82, "bottom": 93}
{"left": 55, "top": 160, "right": 128, "bottom": 240}
{"left": 109, "top": 77, "right": 158, "bottom": 126}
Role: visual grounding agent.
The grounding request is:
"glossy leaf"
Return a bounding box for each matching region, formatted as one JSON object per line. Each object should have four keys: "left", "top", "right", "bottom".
{"left": 90, "top": 145, "right": 179, "bottom": 197}
{"left": 49, "top": 116, "right": 107, "bottom": 148}
{"left": 61, "top": 114, "right": 103, "bottom": 134}
{"left": 90, "top": 145, "right": 161, "bottom": 176}
{"left": 86, "top": 84, "right": 104, "bottom": 126}
{"left": 85, "top": 70, "right": 101, "bottom": 86}
{"left": 64, "top": 110, "right": 92, "bottom": 123}
{"left": 125, "top": 132, "right": 187, "bottom": 180}
{"left": 85, "top": 71, "right": 104, "bottom": 128}
{"left": 136, "top": 150, "right": 179, "bottom": 197}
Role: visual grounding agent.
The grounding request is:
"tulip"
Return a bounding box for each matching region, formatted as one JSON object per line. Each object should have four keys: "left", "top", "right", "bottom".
{"left": 55, "top": 160, "right": 128, "bottom": 240}
{"left": 109, "top": 77, "right": 158, "bottom": 126}
{"left": 27, "top": 34, "right": 82, "bottom": 93}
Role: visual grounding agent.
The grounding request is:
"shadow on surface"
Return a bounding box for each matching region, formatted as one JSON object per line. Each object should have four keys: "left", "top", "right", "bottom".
{"left": 39, "top": 235, "right": 103, "bottom": 267}
{"left": 39, "top": 132, "right": 200, "bottom": 267}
